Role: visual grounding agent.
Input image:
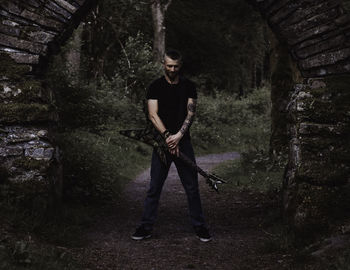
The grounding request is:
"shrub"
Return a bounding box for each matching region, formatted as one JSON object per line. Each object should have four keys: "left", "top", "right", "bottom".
{"left": 192, "top": 86, "right": 271, "bottom": 155}
{"left": 45, "top": 32, "right": 158, "bottom": 201}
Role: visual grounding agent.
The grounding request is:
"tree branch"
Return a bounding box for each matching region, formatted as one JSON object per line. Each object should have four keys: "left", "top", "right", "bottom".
{"left": 164, "top": 0, "right": 173, "bottom": 11}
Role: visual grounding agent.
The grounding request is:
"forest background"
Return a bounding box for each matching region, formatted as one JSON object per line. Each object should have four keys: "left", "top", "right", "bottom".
{"left": 49, "top": 0, "right": 275, "bottom": 201}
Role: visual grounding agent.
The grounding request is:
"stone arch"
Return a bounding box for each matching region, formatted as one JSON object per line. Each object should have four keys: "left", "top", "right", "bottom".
{"left": 0, "top": 0, "right": 96, "bottom": 201}
{"left": 249, "top": 0, "right": 350, "bottom": 231}
{"left": 0, "top": 0, "right": 349, "bottom": 230}
{"left": 249, "top": 0, "right": 350, "bottom": 77}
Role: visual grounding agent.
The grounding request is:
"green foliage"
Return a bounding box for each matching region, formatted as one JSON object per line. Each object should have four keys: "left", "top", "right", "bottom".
{"left": 192, "top": 86, "right": 271, "bottom": 154}
{"left": 57, "top": 129, "right": 151, "bottom": 201}
{"left": 203, "top": 86, "right": 285, "bottom": 192}
{"left": 100, "top": 32, "right": 162, "bottom": 102}
{"left": 81, "top": 0, "right": 153, "bottom": 78}
{"left": 213, "top": 158, "right": 283, "bottom": 192}
{"left": 57, "top": 130, "right": 121, "bottom": 200}
{"left": 167, "top": 0, "right": 269, "bottom": 93}
{"left": 46, "top": 32, "right": 158, "bottom": 201}
{"left": 0, "top": 237, "right": 79, "bottom": 270}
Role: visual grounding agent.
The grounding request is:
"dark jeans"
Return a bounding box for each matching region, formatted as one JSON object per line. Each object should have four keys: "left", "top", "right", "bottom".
{"left": 141, "top": 139, "right": 205, "bottom": 230}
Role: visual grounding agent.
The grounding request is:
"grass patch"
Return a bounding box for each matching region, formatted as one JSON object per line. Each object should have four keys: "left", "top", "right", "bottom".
{"left": 0, "top": 238, "right": 80, "bottom": 270}
{"left": 212, "top": 157, "right": 283, "bottom": 192}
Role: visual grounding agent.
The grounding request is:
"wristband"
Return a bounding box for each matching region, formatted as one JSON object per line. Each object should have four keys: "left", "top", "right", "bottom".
{"left": 163, "top": 129, "right": 171, "bottom": 138}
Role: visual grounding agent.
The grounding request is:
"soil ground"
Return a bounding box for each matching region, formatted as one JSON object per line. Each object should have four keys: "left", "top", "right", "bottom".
{"left": 68, "top": 152, "right": 306, "bottom": 270}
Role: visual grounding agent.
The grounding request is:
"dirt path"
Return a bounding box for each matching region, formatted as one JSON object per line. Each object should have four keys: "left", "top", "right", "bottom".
{"left": 71, "top": 152, "right": 294, "bottom": 270}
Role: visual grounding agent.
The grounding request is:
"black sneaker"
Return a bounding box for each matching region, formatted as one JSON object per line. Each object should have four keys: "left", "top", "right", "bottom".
{"left": 131, "top": 226, "right": 152, "bottom": 241}
{"left": 195, "top": 226, "right": 212, "bottom": 242}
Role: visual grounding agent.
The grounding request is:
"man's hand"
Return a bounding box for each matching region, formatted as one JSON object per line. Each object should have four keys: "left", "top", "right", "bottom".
{"left": 166, "top": 132, "right": 182, "bottom": 156}
{"left": 169, "top": 145, "right": 180, "bottom": 157}
{"left": 166, "top": 132, "right": 182, "bottom": 149}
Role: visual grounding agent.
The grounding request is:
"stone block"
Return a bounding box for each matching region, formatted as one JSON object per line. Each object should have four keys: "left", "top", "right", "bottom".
{"left": 287, "top": 23, "right": 337, "bottom": 46}
{"left": 2, "top": 0, "right": 67, "bottom": 29}
{"left": 298, "top": 122, "right": 348, "bottom": 136}
{"left": 19, "top": 9, "right": 64, "bottom": 32}
{"left": 0, "top": 10, "right": 32, "bottom": 26}
{"left": 279, "top": 1, "right": 340, "bottom": 29}
{"left": 0, "top": 22, "right": 20, "bottom": 37}
{"left": 294, "top": 35, "right": 346, "bottom": 59}
{"left": 26, "top": 29, "right": 56, "bottom": 44}
{"left": 334, "top": 14, "right": 350, "bottom": 26}
{"left": 65, "top": 0, "right": 82, "bottom": 8}
{"left": 0, "top": 33, "right": 47, "bottom": 55}
{"left": 0, "top": 82, "right": 22, "bottom": 99}
{"left": 0, "top": 103, "right": 57, "bottom": 124}
{"left": 24, "top": 147, "right": 54, "bottom": 160}
{"left": 0, "top": 79, "right": 50, "bottom": 103}
{"left": 8, "top": 170, "right": 45, "bottom": 182}
{"left": 37, "top": 4, "right": 68, "bottom": 24}
{"left": 52, "top": 0, "right": 77, "bottom": 14}
{"left": 299, "top": 48, "right": 350, "bottom": 70}
{"left": 0, "top": 20, "right": 56, "bottom": 44}
{"left": 7, "top": 52, "right": 40, "bottom": 64}
{"left": 0, "top": 126, "right": 49, "bottom": 144}
{"left": 301, "top": 61, "right": 350, "bottom": 77}
{"left": 0, "top": 1, "right": 21, "bottom": 14}
{"left": 269, "top": 2, "right": 301, "bottom": 25}
{"left": 0, "top": 125, "right": 55, "bottom": 184}
{"left": 0, "top": 146, "right": 23, "bottom": 157}
{"left": 293, "top": 24, "right": 350, "bottom": 51}
{"left": 26, "top": 0, "right": 41, "bottom": 8}
{"left": 43, "top": 1, "right": 72, "bottom": 19}
{"left": 285, "top": 7, "right": 340, "bottom": 35}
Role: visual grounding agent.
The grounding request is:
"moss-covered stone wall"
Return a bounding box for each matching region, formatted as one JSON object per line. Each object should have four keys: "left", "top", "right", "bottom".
{"left": 0, "top": 53, "right": 56, "bottom": 186}
{"left": 249, "top": 0, "right": 350, "bottom": 231}
{"left": 0, "top": 0, "right": 95, "bottom": 204}
{"left": 283, "top": 75, "right": 350, "bottom": 231}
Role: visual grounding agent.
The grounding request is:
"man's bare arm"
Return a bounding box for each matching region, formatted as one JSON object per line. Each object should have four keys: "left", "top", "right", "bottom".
{"left": 148, "top": 99, "right": 179, "bottom": 155}
{"left": 166, "top": 98, "right": 197, "bottom": 152}
{"left": 179, "top": 98, "right": 197, "bottom": 136}
{"left": 148, "top": 99, "right": 167, "bottom": 135}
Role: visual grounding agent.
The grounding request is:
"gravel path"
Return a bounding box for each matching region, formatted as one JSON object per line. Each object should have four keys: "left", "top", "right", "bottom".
{"left": 72, "top": 151, "right": 294, "bottom": 270}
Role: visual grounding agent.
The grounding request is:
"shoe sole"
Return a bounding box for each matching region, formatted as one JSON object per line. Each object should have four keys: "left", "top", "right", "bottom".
{"left": 198, "top": 236, "right": 212, "bottom": 242}
{"left": 131, "top": 235, "right": 151, "bottom": 241}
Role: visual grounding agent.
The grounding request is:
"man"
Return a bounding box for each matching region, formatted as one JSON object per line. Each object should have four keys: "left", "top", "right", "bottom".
{"left": 131, "top": 49, "right": 211, "bottom": 242}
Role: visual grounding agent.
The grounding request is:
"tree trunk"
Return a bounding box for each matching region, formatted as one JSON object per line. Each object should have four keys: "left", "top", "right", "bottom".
{"left": 151, "top": 0, "right": 172, "bottom": 63}
{"left": 65, "top": 24, "right": 83, "bottom": 85}
{"left": 251, "top": 61, "right": 256, "bottom": 89}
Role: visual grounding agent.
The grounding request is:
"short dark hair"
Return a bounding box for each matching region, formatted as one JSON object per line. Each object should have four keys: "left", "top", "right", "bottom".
{"left": 164, "top": 48, "right": 182, "bottom": 61}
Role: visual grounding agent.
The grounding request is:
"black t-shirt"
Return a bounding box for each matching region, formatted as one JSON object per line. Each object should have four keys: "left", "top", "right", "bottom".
{"left": 146, "top": 76, "right": 197, "bottom": 140}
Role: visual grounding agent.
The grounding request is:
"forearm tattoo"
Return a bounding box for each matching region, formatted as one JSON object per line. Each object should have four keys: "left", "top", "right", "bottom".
{"left": 180, "top": 100, "right": 197, "bottom": 135}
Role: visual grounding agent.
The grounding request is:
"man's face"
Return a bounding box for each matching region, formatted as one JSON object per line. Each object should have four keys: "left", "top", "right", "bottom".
{"left": 164, "top": 56, "right": 181, "bottom": 81}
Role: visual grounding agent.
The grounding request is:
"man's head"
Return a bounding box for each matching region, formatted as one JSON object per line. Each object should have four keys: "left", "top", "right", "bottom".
{"left": 163, "top": 49, "right": 182, "bottom": 82}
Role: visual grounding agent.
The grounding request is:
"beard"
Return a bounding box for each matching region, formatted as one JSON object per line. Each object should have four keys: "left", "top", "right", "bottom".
{"left": 166, "top": 70, "right": 179, "bottom": 81}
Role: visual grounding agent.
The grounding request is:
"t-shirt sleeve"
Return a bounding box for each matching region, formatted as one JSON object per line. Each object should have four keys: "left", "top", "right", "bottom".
{"left": 187, "top": 81, "right": 198, "bottom": 99}
{"left": 146, "top": 82, "right": 159, "bottom": 99}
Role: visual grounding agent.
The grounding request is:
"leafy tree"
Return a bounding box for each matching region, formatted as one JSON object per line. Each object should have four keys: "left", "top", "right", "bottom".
{"left": 166, "top": 0, "right": 269, "bottom": 94}
{"left": 80, "top": 0, "right": 153, "bottom": 79}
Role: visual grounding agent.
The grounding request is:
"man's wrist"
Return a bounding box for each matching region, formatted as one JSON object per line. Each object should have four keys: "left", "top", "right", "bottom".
{"left": 163, "top": 129, "right": 171, "bottom": 139}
